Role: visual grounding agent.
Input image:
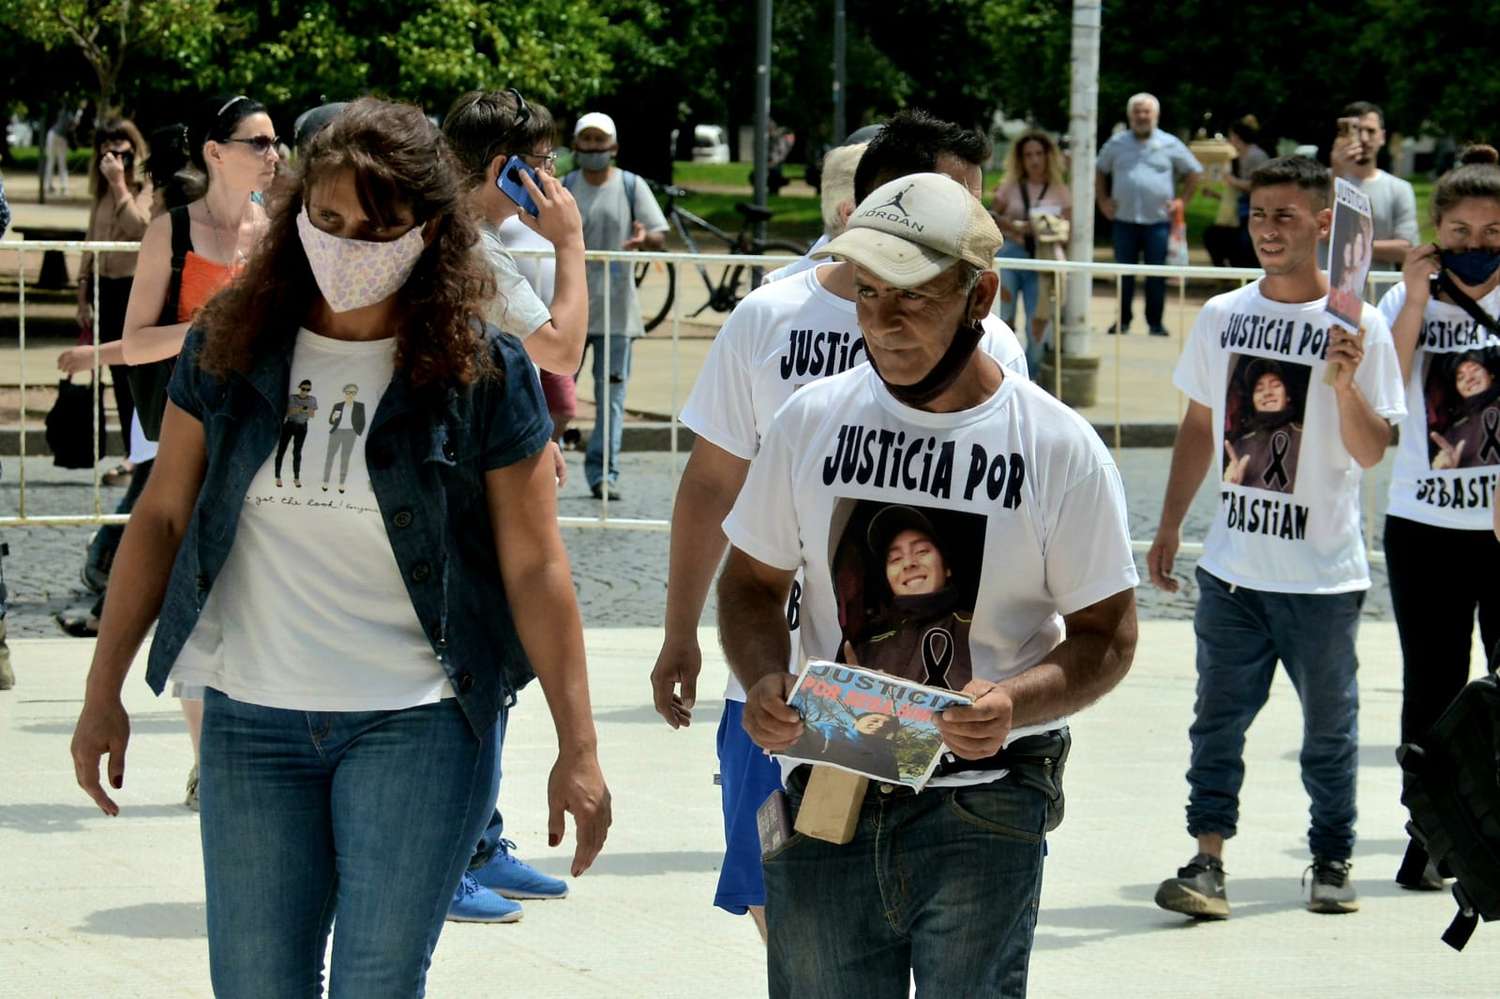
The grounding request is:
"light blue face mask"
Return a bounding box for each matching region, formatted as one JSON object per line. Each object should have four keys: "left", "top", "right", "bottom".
{"left": 576, "top": 150, "right": 613, "bottom": 171}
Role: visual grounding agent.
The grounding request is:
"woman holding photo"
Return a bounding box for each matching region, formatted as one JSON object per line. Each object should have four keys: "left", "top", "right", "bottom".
{"left": 1378, "top": 145, "right": 1500, "bottom": 891}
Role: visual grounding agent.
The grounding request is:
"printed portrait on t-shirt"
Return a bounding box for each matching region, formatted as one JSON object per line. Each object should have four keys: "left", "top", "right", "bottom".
{"left": 1424, "top": 347, "right": 1500, "bottom": 469}
{"left": 1221, "top": 354, "right": 1310, "bottom": 494}
{"left": 826, "top": 498, "right": 986, "bottom": 692}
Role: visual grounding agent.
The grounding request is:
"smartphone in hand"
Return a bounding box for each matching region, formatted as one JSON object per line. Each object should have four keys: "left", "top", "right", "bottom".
{"left": 497, "top": 155, "right": 541, "bottom": 217}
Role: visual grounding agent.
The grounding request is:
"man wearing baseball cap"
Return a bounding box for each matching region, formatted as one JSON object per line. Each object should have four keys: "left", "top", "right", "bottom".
{"left": 561, "top": 112, "right": 669, "bottom": 500}
{"left": 718, "top": 172, "right": 1139, "bottom": 995}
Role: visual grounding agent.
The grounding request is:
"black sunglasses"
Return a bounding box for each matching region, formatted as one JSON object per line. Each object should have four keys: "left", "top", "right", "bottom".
{"left": 223, "top": 135, "right": 280, "bottom": 153}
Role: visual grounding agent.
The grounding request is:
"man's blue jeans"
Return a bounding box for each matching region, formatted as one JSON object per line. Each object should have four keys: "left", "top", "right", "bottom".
{"left": 1187, "top": 568, "right": 1362, "bottom": 861}
{"left": 199, "top": 689, "right": 500, "bottom": 998}
{"left": 764, "top": 771, "right": 1048, "bottom": 998}
{"left": 584, "top": 332, "right": 633, "bottom": 488}
{"left": 1111, "top": 220, "right": 1170, "bottom": 329}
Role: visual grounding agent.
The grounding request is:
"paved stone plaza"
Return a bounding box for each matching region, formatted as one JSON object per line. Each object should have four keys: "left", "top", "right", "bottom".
{"left": 4, "top": 445, "right": 1495, "bottom": 996}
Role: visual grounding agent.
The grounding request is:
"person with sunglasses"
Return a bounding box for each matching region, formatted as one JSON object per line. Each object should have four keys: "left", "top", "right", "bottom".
{"left": 111, "top": 93, "right": 275, "bottom": 807}
{"left": 69, "top": 96, "right": 611, "bottom": 995}
{"left": 74, "top": 118, "right": 153, "bottom": 472}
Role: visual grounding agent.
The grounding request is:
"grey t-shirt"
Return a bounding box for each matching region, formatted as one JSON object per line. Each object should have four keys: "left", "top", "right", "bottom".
{"left": 570, "top": 169, "right": 669, "bottom": 337}
{"left": 1319, "top": 169, "right": 1419, "bottom": 272}
{"left": 478, "top": 221, "right": 552, "bottom": 339}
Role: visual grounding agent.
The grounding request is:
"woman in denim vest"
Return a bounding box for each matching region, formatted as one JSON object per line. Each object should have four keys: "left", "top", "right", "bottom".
{"left": 69, "top": 97, "right": 611, "bottom": 997}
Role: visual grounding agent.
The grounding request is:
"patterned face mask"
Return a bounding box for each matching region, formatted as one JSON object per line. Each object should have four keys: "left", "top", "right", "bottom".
{"left": 296, "top": 206, "right": 427, "bottom": 313}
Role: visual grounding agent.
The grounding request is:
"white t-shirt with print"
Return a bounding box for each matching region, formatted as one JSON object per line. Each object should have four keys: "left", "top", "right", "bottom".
{"left": 479, "top": 221, "right": 553, "bottom": 340}
{"left": 170, "top": 330, "right": 451, "bottom": 711}
{"left": 1378, "top": 281, "right": 1500, "bottom": 530}
{"left": 723, "top": 365, "right": 1137, "bottom": 787}
{"left": 762, "top": 234, "right": 830, "bottom": 286}
{"left": 1174, "top": 280, "right": 1407, "bottom": 594}
{"left": 681, "top": 263, "right": 1028, "bottom": 700}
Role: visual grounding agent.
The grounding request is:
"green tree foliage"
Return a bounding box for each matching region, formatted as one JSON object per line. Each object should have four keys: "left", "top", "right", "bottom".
{"left": 1, "top": 0, "right": 220, "bottom": 112}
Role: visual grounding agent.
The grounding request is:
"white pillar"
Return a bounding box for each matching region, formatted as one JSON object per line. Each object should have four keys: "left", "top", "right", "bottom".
{"left": 1063, "top": 0, "right": 1102, "bottom": 357}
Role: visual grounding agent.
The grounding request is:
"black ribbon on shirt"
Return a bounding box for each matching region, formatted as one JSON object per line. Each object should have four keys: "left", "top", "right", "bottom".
{"left": 922, "top": 626, "right": 954, "bottom": 688}
{"left": 1481, "top": 408, "right": 1500, "bottom": 465}
{"left": 1263, "top": 430, "right": 1291, "bottom": 490}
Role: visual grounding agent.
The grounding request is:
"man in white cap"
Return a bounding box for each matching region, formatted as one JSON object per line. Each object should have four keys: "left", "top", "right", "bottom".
{"left": 651, "top": 110, "right": 1031, "bottom": 944}
{"left": 717, "top": 172, "right": 1140, "bottom": 995}
{"left": 562, "top": 111, "right": 670, "bottom": 500}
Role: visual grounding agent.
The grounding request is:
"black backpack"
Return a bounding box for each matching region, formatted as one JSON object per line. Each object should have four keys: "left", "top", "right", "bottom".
{"left": 1397, "top": 649, "right": 1500, "bottom": 951}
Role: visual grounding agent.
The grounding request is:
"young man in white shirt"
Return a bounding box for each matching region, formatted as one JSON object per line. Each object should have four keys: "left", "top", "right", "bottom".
{"left": 1147, "top": 156, "right": 1407, "bottom": 918}
{"left": 652, "top": 112, "right": 1027, "bottom": 940}
{"left": 719, "top": 173, "right": 1138, "bottom": 996}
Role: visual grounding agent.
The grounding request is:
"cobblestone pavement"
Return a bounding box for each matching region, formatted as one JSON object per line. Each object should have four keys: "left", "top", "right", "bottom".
{"left": 0, "top": 445, "right": 1399, "bottom": 639}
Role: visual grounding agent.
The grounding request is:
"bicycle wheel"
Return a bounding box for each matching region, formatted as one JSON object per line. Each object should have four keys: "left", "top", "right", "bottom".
{"left": 636, "top": 260, "right": 677, "bottom": 333}
{"left": 721, "top": 240, "right": 810, "bottom": 310}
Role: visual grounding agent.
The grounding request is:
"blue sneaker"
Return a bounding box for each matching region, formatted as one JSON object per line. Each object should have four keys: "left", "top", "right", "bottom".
{"left": 446, "top": 873, "right": 523, "bottom": 923}
{"left": 472, "top": 839, "right": 568, "bottom": 900}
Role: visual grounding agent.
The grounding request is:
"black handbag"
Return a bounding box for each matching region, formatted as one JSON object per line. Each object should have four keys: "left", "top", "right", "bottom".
{"left": 45, "top": 375, "right": 108, "bottom": 469}
{"left": 126, "top": 205, "right": 191, "bottom": 441}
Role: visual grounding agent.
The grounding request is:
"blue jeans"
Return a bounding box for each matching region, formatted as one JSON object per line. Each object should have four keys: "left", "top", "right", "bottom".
{"left": 1111, "top": 220, "right": 1170, "bottom": 329}
{"left": 583, "top": 332, "right": 633, "bottom": 488}
{"left": 1187, "top": 568, "right": 1362, "bottom": 861}
{"left": 199, "top": 689, "right": 500, "bottom": 998}
{"left": 996, "top": 242, "right": 1039, "bottom": 332}
{"left": 764, "top": 771, "right": 1047, "bottom": 998}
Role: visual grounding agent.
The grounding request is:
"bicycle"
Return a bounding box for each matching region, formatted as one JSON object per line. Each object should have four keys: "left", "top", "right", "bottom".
{"left": 633, "top": 179, "right": 808, "bottom": 332}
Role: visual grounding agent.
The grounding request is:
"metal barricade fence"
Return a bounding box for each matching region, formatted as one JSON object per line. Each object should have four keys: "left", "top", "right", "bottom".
{"left": 3, "top": 239, "right": 1404, "bottom": 564}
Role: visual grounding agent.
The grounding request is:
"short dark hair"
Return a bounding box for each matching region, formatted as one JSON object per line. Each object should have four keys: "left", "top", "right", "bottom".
{"left": 853, "top": 109, "right": 991, "bottom": 204}
{"left": 442, "top": 89, "right": 556, "bottom": 188}
{"left": 1340, "top": 101, "right": 1384, "bottom": 128}
{"left": 1249, "top": 155, "right": 1331, "bottom": 210}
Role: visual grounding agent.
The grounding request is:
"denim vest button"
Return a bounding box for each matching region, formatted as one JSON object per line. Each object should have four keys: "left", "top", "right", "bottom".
{"left": 456, "top": 671, "right": 474, "bottom": 693}
{"left": 411, "top": 561, "right": 432, "bottom": 583}
{"left": 441, "top": 441, "right": 457, "bottom": 462}
{"left": 392, "top": 510, "right": 413, "bottom": 529}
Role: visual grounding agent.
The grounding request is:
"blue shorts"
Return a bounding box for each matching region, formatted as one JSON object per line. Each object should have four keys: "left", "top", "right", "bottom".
{"left": 715, "top": 700, "right": 786, "bottom": 914}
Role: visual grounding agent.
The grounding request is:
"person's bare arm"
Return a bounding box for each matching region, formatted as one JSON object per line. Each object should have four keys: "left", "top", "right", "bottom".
{"left": 487, "top": 449, "right": 611, "bottom": 876}
{"left": 1329, "top": 327, "right": 1392, "bottom": 468}
{"left": 650, "top": 439, "right": 751, "bottom": 727}
{"left": 936, "top": 590, "right": 1137, "bottom": 758}
{"left": 1096, "top": 169, "right": 1115, "bottom": 221}
{"left": 121, "top": 214, "right": 191, "bottom": 364}
{"left": 1179, "top": 170, "right": 1201, "bottom": 205}
{"left": 1147, "top": 400, "right": 1215, "bottom": 592}
{"left": 516, "top": 169, "right": 587, "bottom": 373}
{"left": 718, "top": 547, "right": 802, "bottom": 752}
{"left": 71, "top": 401, "right": 208, "bottom": 814}
{"left": 1391, "top": 244, "right": 1437, "bottom": 383}
{"left": 1372, "top": 238, "right": 1414, "bottom": 265}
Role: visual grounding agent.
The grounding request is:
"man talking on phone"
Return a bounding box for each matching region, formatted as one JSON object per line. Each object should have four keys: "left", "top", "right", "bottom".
{"left": 1326, "top": 101, "right": 1418, "bottom": 270}
{"left": 563, "top": 112, "right": 669, "bottom": 501}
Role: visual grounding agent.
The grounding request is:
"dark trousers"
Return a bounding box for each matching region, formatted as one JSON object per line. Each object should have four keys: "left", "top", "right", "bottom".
{"left": 1187, "top": 568, "right": 1363, "bottom": 861}
{"left": 1111, "top": 220, "right": 1170, "bottom": 328}
{"left": 96, "top": 275, "right": 135, "bottom": 453}
{"left": 1385, "top": 515, "right": 1500, "bottom": 746}
{"left": 275, "top": 421, "right": 309, "bottom": 481}
{"left": 1204, "top": 223, "right": 1255, "bottom": 269}
{"left": 87, "top": 457, "right": 153, "bottom": 619}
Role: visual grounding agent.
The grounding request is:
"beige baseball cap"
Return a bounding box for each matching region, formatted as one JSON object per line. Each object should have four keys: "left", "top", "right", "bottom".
{"left": 812, "top": 172, "right": 1002, "bottom": 287}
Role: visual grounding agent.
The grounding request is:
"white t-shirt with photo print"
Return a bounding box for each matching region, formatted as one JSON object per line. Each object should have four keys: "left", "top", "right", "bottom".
{"left": 723, "top": 363, "right": 1137, "bottom": 787}
{"left": 1174, "top": 280, "right": 1407, "bottom": 594}
{"left": 681, "top": 262, "right": 1029, "bottom": 701}
{"left": 1377, "top": 282, "right": 1500, "bottom": 531}
{"left": 169, "top": 329, "right": 451, "bottom": 711}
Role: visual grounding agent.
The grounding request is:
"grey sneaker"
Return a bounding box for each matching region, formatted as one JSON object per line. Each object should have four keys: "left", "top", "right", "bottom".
{"left": 184, "top": 764, "right": 200, "bottom": 812}
{"left": 1305, "top": 857, "right": 1359, "bottom": 913}
{"left": 1155, "top": 853, "right": 1229, "bottom": 919}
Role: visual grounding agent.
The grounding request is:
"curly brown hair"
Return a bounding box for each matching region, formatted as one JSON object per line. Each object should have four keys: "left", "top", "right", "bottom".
{"left": 196, "top": 97, "right": 496, "bottom": 388}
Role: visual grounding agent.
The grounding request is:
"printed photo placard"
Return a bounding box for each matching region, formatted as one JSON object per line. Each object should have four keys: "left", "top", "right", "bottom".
{"left": 1327, "top": 177, "right": 1374, "bottom": 329}
{"left": 781, "top": 660, "right": 972, "bottom": 788}
{"left": 1424, "top": 349, "right": 1500, "bottom": 469}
